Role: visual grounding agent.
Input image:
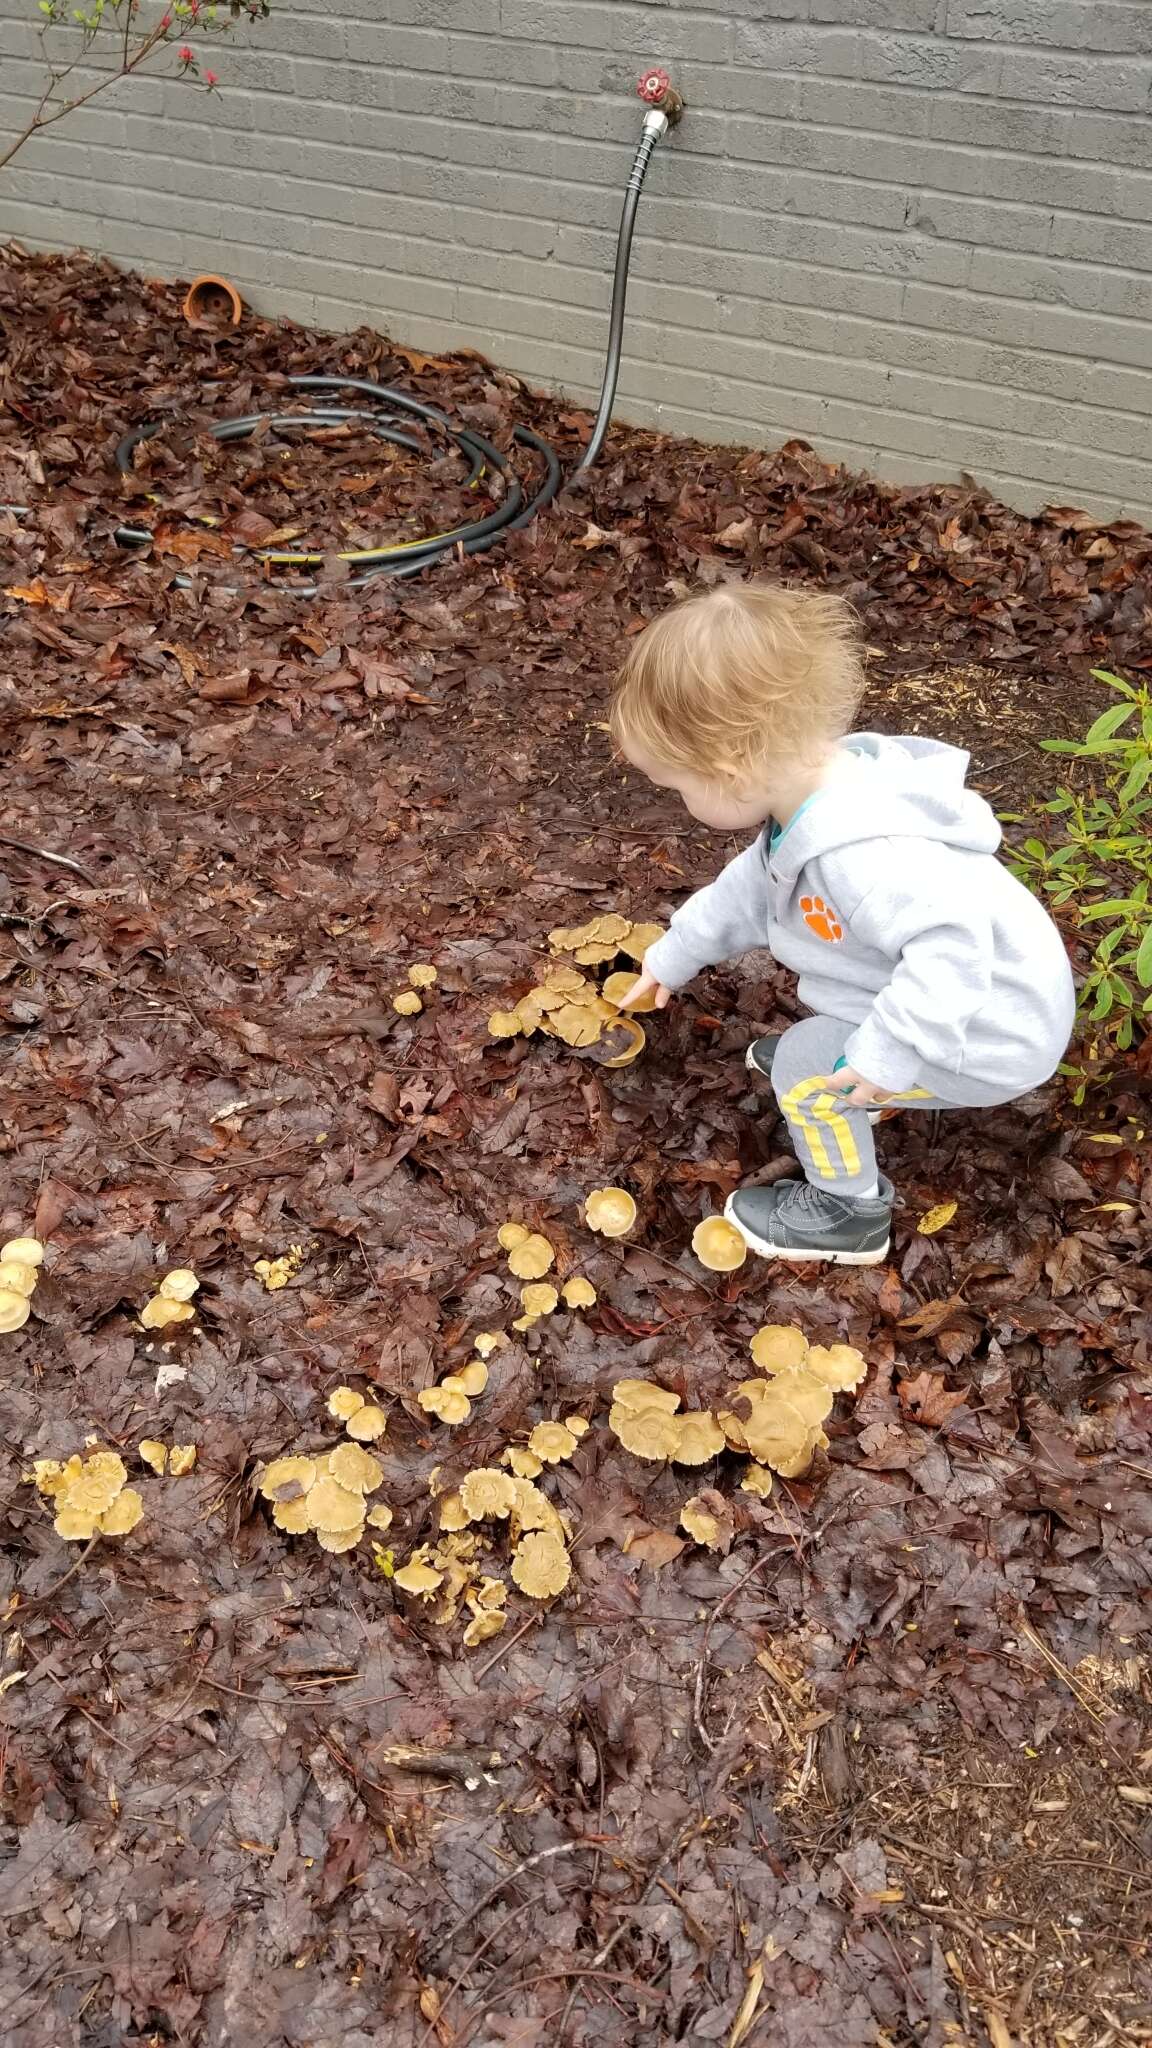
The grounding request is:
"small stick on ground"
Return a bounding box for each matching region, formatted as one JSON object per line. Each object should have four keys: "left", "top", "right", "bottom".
{"left": 0, "top": 834, "right": 97, "bottom": 884}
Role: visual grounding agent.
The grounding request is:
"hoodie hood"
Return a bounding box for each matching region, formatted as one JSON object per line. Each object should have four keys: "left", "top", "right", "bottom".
{"left": 769, "top": 732, "right": 1002, "bottom": 879}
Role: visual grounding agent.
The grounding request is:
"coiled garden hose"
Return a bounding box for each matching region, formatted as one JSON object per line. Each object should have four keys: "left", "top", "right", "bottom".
{"left": 107, "top": 74, "right": 683, "bottom": 595}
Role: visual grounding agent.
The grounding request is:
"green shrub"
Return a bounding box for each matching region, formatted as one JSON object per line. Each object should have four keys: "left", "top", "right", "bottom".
{"left": 1006, "top": 669, "right": 1152, "bottom": 1078}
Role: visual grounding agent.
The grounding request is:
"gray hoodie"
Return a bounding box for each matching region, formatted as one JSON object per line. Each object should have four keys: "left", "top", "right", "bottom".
{"left": 644, "top": 733, "right": 1076, "bottom": 1101}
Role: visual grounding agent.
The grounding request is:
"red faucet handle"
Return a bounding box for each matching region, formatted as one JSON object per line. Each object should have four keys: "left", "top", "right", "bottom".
{"left": 637, "top": 67, "right": 671, "bottom": 105}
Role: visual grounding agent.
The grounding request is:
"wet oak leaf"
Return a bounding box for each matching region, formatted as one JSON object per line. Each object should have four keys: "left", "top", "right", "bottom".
{"left": 898, "top": 1371, "right": 969, "bottom": 1426}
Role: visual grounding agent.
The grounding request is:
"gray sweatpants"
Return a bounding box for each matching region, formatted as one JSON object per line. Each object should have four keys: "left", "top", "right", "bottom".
{"left": 769, "top": 1015, "right": 1021, "bottom": 1197}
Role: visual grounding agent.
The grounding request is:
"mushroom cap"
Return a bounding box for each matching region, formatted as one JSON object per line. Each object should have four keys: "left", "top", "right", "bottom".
{"left": 393, "top": 990, "right": 422, "bottom": 1016}
{"left": 61, "top": 1464, "right": 126, "bottom": 1517}
{"left": 487, "top": 1010, "right": 524, "bottom": 1038}
{"left": 54, "top": 1506, "right": 98, "bottom": 1541}
{"left": 328, "top": 1386, "right": 366, "bottom": 1421}
{"left": 564, "top": 1415, "right": 590, "bottom": 1438}
{"left": 417, "top": 1383, "right": 470, "bottom": 1426}
{"left": 100, "top": 1487, "right": 145, "bottom": 1536}
{"left": 509, "top": 1478, "right": 564, "bottom": 1535}
{"left": 600, "top": 1017, "right": 646, "bottom": 1067}
{"left": 691, "top": 1217, "right": 747, "bottom": 1272}
{"left": 520, "top": 1282, "right": 559, "bottom": 1318}
{"left": 806, "top": 1343, "right": 868, "bottom": 1391}
{"left": 750, "top": 1324, "right": 809, "bottom": 1373}
{"left": 585, "top": 1187, "right": 637, "bottom": 1238}
{"left": 549, "top": 1002, "right": 604, "bottom": 1048}
{"left": 0, "top": 1261, "right": 38, "bottom": 1297}
{"left": 611, "top": 1378, "right": 681, "bottom": 1416}
{"left": 138, "top": 1440, "right": 169, "bottom": 1476}
{"left": 326, "top": 1442, "right": 384, "bottom": 1494}
{"left": 680, "top": 1498, "right": 723, "bottom": 1547}
{"left": 609, "top": 1405, "right": 683, "bottom": 1462}
{"left": 140, "top": 1296, "right": 195, "bottom": 1329}
{"left": 273, "top": 1496, "right": 311, "bottom": 1532}
{"left": 260, "top": 1455, "right": 317, "bottom": 1501}
{"left": 601, "top": 971, "right": 657, "bottom": 1013}
{"left": 497, "top": 1222, "right": 529, "bottom": 1251}
{"left": 618, "top": 921, "right": 667, "bottom": 963}
{"left": 457, "top": 1360, "right": 489, "bottom": 1397}
{"left": 741, "top": 1396, "right": 820, "bottom": 1476}
{"left": 367, "top": 1503, "right": 394, "bottom": 1531}
{"left": 1, "top": 1237, "right": 44, "bottom": 1267}
{"left": 561, "top": 1277, "right": 597, "bottom": 1309}
{"left": 473, "top": 1576, "right": 507, "bottom": 1610}
{"left": 346, "top": 1403, "right": 388, "bottom": 1441}
{"left": 473, "top": 1329, "right": 508, "bottom": 1357}
{"left": 741, "top": 1463, "right": 775, "bottom": 1498}
{"left": 527, "top": 1422, "right": 580, "bottom": 1464}
{"left": 437, "top": 1492, "right": 470, "bottom": 1532}
{"left": 507, "top": 1233, "right": 555, "bottom": 1280}
{"left": 511, "top": 1531, "right": 571, "bottom": 1598}
{"left": 504, "top": 1447, "right": 544, "bottom": 1480}
{"left": 0, "top": 1290, "right": 31, "bottom": 1333}
{"left": 394, "top": 1560, "right": 444, "bottom": 1598}
{"left": 306, "top": 1478, "right": 365, "bottom": 1533}
{"left": 159, "top": 1269, "right": 200, "bottom": 1302}
{"left": 316, "top": 1523, "right": 365, "bottom": 1552}
{"left": 670, "top": 1410, "right": 727, "bottom": 1466}
{"left": 459, "top": 1467, "right": 517, "bottom": 1521}
{"left": 168, "top": 1444, "right": 197, "bottom": 1477}
{"left": 463, "top": 1609, "right": 507, "bottom": 1646}
{"left": 408, "top": 964, "right": 437, "bottom": 988}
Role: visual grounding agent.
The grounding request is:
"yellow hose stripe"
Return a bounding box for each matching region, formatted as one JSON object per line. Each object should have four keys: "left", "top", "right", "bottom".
{"left": 781, "top": 1077, "right": 865, "bottom": 1180}
{"left": 810, "top": 1088, "right": 862, "bottom": 1178}
{"left": 780, "top": 1078, "right": 838, "bottom": 1180}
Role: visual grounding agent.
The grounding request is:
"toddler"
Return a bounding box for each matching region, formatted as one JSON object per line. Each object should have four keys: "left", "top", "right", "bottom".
{"left": 615, "top": 583, "right": 1076, "bottom": 1265}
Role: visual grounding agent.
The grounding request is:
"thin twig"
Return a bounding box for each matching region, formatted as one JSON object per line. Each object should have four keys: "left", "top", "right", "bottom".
{"left": 0, "top": 834, "right": 96, "bottom": 884}
{"left": 556, "top": 1819, "right": 699, "bottom": 2039}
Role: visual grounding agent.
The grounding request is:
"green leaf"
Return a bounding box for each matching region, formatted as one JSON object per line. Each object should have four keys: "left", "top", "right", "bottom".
{"left": 1022, "top": 838, "right": 1048, "bottom": 860}
{"left": 1084, "top": 701, "right": 1135, "bottom": 745}
{"left": 1039, "top": 739, "right": 1085, "bottom": 755}
{"left": 1135, "top": 919, "right": 1152, "bottom": 988}
{"left": 1090, "top": 977, "right": 1115, "bottom": 1021}
{"left": 1091, "top": 668, "right": 1137, "bottom": 700}
{"left": 1117, "top": 1014, "right": 1134, "bottom": 1050}
{"left": 1080, "top": 898, "right": 1138, "bottom": 920}
{"left": 1118, "top": 754, "right": 1152, "bottom": 804}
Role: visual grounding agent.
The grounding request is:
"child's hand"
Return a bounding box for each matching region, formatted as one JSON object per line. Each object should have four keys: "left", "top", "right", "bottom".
{"left": 617, "top": 967, "right": 673, "bottom": 1011}
{"left": 827, "top": 1065, "right": 893, "bottom": 1107}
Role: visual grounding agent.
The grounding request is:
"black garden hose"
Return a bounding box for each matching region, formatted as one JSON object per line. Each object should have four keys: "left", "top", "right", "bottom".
{"left": 3, "top": 86, "right": 681, "bottom": 595}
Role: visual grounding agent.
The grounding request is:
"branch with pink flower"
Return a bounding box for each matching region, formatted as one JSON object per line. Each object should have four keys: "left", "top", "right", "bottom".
{"left": 1, "top": 0, "right": 272, "bottom": 174}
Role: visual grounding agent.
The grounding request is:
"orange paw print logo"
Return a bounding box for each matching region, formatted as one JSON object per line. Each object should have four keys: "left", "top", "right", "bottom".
{"left": 800, "top": 894, "right": 843, "bottom": 942}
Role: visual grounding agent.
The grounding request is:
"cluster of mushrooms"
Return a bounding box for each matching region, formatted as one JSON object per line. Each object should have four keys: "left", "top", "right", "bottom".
{"left": 392, "top": 962, "right": 437, "bottom": 1017}
{"left": 487, "top": 914, "right": 666, "bottom": 1066}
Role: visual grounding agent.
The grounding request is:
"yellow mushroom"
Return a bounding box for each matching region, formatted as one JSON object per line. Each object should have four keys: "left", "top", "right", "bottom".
{"left": 473, "top": 1330, "right": 508, "bottom": 1358}
{"left": 509, "top": 1477, "right": 565, "bottom": 1536}
{"left": 563, "top": 1415, "right": 590, "bottom": 1439}
{"left": 487, "top": 1011, "right": 524, "bottom": 1038}
{"left": 168, "top": 1445, "right": 198, "bottom": 1477}
{"left": 459, "top": 1467, "right": 517, "bottom": 1521}
{"left": 328, "top": 1386, "right": 366, "bottom": 1421}
{"left": 561, "top": 1277, "right": 597, "bottom": 1310}
{"left": 1, "top": 1237, "right": 44, "bottom": 1268}
{"left": 520, "top": 1282, "right": 558, "bottom": 1318}
{"left": 463, "top": 1610, "right": 507, "bottom": 1647}
{"left": 408, "top": 964, "right": 437, "bottom": 989}
{"left": 602, "top": 970, "right": 657, "bottom": 1013}
{"left": 741, "top": 1463, "right": 775, "bottom": 1498}
{"left": 619, "top": 921, "right": 666, "bottom": 963}
{"left": 158, "top": 1270, "right": 199, "bottom": 1303}
{"left": 100, "top": 1488, "right": 145, "bottom": 1537}
{"left": 393, "top": 1560, "right": 444, "bottom": 1599}
{"left": 507, "top": 1233, "right": 555, "bottom": 1281}
{"left": 417, "top": 1383, "right": 471, "bottom": 1426}
{"left": 457, "top": 1360, "right": 489, "bottom": 1397}
{"left": 497, "top": 1223, "right": 529, "bottom": 1251}
{"left": 138, "top": 1440, "right": 168, "bottom": 1476}
{"left": 326, "top": 1442, "right": 383, "bottom": 1494}
{"left": 367, "top": 1503, "right": 394, "bottom": 1531}
{"left": 750, "top": 1325, "right": 809, "bottom": 1373}
{"left": 140, "top": 1296, "right": 195, "bottom": 1330}
{"left": 609, "top": 1405, "right": 684, "bottom": 1462}
{"left": 345, "top": 1403, "right": 388, "bottom": 1442}
{"left": 527, "top": 1421, "right": 580, "bottom": 1464}
{"left": 670, "top": 1410, "right": 726, "bottom": 1466}
{"left": 273, "top": 1497, "right": 311, "bottom": 1533}
{"left": 0, "top": 1290, "right": 32, "bottom": 1334}
{"left": 601, "top": 1017, "right": 646, "bottom": 1067}
{"left": 691, "top": 1217, "right": 747, "bottom": 1272}
{"left": 584, "top": 1187, "right": 637, "bottom": 1238}
{"left": 680, "top": 1497, "right": 725, "bottom": 1549}
{"left": 806, "top": 1343, "right": 869, "bottom": 1392}
{"left": 316, "top": 1524, "right": 365, "bottom": 1553}
{"left": 55, "top": 1506, "right": 99, "bottom": 1541}
{"left": 611, "top": 1378, "right": 681, "bottom": 1415}
{"left": 0, "top": 1261, "right": 38, "bottom": 1297}
{"left": 503, "top": 1446, "right": 544, "bottom": 1480}
{"left": 437, "top": 1492, "right": 470, "bottom": 1533}
{"left": 259, "top": 1455, "right": 317, "bottom": 1501}
{"left": 511, "top": 1531, "right": 571, "bottom": 1598}
{"left": 305, "top": 1478, "right": 364, "bottom": 1533}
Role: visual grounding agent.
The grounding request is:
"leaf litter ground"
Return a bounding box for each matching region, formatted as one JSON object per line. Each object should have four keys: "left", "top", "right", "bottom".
{"left": 1, "top": 247, "right": 1151, "bottom": 2048}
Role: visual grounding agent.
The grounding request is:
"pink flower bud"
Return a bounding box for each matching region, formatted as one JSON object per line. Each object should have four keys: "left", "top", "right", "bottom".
{"left": 203, "top": 68, "right": 218, "bottom": 85}
{"left": 178, "top": 42, "right": 194, "bottom": 60}
{"left": 159, "top": 10, "right": 171, "bottom": 23}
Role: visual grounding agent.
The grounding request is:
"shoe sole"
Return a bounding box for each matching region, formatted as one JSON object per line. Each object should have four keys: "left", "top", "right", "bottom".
{"left": 723, "top": 1194, "right": 889, "bottom": 1266}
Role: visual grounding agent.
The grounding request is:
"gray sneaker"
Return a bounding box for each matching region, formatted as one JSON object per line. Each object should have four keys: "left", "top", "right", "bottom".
{"left": 725, "top": 1176, "right": 893, "bottom": 1266}
{"left": 745, "top": 1038, "right": 893, "bottom": 1126}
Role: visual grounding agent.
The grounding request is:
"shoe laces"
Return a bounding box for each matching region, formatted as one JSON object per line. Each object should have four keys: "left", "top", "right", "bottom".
{"left": 774, "top": 1180, "right": 845, "bottom": 1226}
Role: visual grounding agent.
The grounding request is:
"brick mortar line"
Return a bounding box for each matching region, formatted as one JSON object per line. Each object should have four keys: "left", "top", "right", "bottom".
{"left": 5, "top": 58, "right": 1152, "bottom": 192}
{"left": 18, "top": 151, "right": 1152, "bottom": 416}
{"left": 7, "top": 198, "right": 1150, "bottom": 480}
{"left": 11, "top": 154, "right": 1152, "bottom": 352}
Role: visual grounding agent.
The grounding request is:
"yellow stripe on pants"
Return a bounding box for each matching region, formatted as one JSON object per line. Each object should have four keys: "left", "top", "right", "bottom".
{"left": 780, "top": 1077, "right": 862, "bottom": 1181}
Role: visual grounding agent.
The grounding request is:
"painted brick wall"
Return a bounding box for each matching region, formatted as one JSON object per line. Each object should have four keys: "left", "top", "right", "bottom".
{"left": 3, "top": 0, "right": 1151, "bottom": 519}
